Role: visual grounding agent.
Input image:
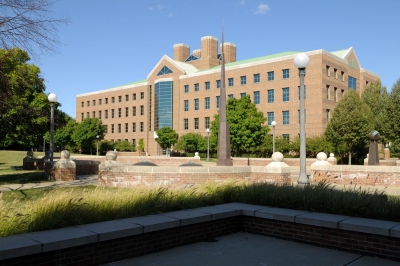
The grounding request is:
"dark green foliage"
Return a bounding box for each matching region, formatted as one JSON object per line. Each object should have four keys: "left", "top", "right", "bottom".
{"left": 114, "top": 140, "right": 135, "bottom": 152}
{"left": 71, "top": 118, "right": 105, "bottom": 154}
{"left": 174, "top": 133, "right": 206, "bottom": 153}
{"left": 155, "top": 127, "right": 179, "bottom": 149}
{"left": 385, "top": 79, "right": 400, "bottom": 142}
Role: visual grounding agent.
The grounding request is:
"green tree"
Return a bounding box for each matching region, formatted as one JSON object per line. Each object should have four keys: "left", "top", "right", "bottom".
{"left": 155, "top": 127, "right": 179, "bottom": 149}
{"left": 53, "top": 115, "right": 77, "bottom": 150}
{"left": 72, "top": 118, "right": 105, "bottom": 154}
{"left": 306, "top": 135, "right": 334, "bottom": 158}
{"left": 174, "top": 133, "right": 206, "bottom": 153}
{"left": 385, "top": 78, "right": 400, "bottom": 142}
{"left": 210, "top": 95, "right": 269, "bottom": 156}
{"left": 325, "top": 90, "right": 374, "bottom": 164}
{"left": 114, "top": 140, "right": 135, "bottom": 152}
{"left": 361, "top": 81, "right": 390, "bottom": 142}
{"left": 138, "top": 138, "right": 145, "bottom": 152}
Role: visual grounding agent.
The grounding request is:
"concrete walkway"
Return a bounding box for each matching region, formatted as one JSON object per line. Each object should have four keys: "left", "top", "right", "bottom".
{"left": 105, "top": 232, "right": 398, "bottom": 266}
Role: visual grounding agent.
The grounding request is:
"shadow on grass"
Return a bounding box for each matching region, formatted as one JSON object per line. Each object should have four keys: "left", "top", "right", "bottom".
{"left": 0, "top": 171, "right": 49, "bottom": 185}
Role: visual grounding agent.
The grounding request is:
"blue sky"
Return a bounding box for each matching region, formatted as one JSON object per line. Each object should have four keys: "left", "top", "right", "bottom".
{"left": 37, "top": 0, "right": 400, "bottom": 118}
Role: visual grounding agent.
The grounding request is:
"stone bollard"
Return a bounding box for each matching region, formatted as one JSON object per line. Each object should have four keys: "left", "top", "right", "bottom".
{"left": 98, "top": 151, "right": 123, "bottom": 186}
{"left": 264, "top": 152, "right": 291, "bottom": 185}
{"left": 22, "top": 151, "right": 36, "bottom": 170}
{"left": 384, "top": 147, "right": 391, "bottom": 160}
{"left": 364, "top": 154, "right": 369, "bottom": 165}
{"left": 326, "top": 153, "right": 337, "bottom": 165}
{"left": 311, "top": 152, "right": 332, "bottom": 166}
{"left": 45, "top": 150, "right": 76, "bottom": 181}
{"left": 194, "top": 152, "right": 200, "bottom": 159}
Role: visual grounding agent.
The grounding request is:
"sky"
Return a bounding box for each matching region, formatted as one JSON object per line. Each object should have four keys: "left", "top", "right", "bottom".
{"left": 35, "top": 0, "right": 400, "bottom": 118}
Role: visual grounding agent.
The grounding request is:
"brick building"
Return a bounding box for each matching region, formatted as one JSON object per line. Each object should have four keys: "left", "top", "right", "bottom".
{"left": 76, "top": 35, "right": 380, "bottom": 155}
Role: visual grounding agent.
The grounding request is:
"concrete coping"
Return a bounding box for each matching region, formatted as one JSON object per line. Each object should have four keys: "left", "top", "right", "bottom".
{"left": 1, "top": 203, "right": 400, "bottom": 260}
{"left": 311, "top": 164, "right": 400, "bottom": 172}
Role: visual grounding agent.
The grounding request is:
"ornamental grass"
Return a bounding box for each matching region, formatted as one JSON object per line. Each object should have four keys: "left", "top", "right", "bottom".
{"left": 1, "top": 181, "right": 400, "bottom": 237}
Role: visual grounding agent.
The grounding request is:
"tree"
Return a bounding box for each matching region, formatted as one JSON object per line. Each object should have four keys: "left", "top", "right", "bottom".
{"left": 71, "top": 118, "right": 105, "bottom": 154}
{"left": 174, "top": 133, "right": 206, "bottom": 153}
{"left": 0, "top": 48, "right": 67, "bottom": 148}
{"left": 114, "top": 140, "right": 135, "bottom": 152}
{"left": 385, "top": 78, "right": 400, "bottom": 142}
{"left": 210, "top": 95, "right": 269, "bottom": 156}
{"left": 53, "top": 114, "right": 76, "bottom": 150}
{"left": 306, "top": 135, "right": 334, "bottom": 158}
{"left": 0, "top": 0, "right": 69, "bottom": 57}
{"left": 325, "top": 90, "right": 374, "bottom": 164}
{"left": 138, "top": 138, "right": 145, "bottom": 152}
{"left": 361, "top": 81, "right": 390, "bottom": 142}
{"left": 155, "top": 127, "right": 179, "bottom": 149}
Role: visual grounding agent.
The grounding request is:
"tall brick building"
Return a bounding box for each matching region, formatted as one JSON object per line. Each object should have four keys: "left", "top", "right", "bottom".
{"left": 76, "top": 35, "right": 379, "bottom": 155}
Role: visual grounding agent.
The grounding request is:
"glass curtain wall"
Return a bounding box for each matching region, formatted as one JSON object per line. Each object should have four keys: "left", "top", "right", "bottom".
{"left": 155, "top": 81, "right": 173, "bottom": 130}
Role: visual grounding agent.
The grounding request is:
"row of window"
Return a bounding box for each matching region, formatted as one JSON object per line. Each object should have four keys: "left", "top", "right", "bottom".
{"left": 326, "top": 86, "right": 345, "bottom": 102}
{"left": 81, "top": 92, "right": 145, "bottom": 107}
{"left": 81, "top": 106, "right": 145, "bottom": 120}
{"left": 106, "top": 122, "right": 145, "bottom": 134}
{"left": 183, "top": 117, "right": 211, "bottom": 130}
{"left": 183, "top": 70, "right": 288, "bottom": 93}
{"left": 325, "top": 65, "right": 358, "bottom": 91}
{"left": 266, "top": 109, "right": 331, "bottom": 126}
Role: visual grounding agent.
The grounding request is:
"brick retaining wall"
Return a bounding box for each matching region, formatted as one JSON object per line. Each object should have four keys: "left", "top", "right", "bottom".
{"left": 232, "top": 157, "right": 317, "bottom": 166}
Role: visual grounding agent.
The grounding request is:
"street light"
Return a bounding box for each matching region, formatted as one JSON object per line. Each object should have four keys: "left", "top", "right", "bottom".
{"left": 206, "top": 128, "right": 210, "bottom": 161}
{"left": 48, "top": 93, "right": 57, "bottom": 162}
{"left": 96, "top": 135, "right": 100, "bottom": 156}
{"left": 294, "top": 53, "right": 310, "bottom": 187}
{"left": 271, "top": 121, "right": 276, "bottom": 153}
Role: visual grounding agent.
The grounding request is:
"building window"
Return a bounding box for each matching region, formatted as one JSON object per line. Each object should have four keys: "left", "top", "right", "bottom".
{"left": 87, "top": 112, "right": 89, "bottom": 118}
{"left": 132, "top": 139, "right": 136, "bottom": 146}
{"left": 194, "top": 118, "right": 199, "bottom": 129}
{"left": 194, "top": 99, "right": 199, "bottom": 110}
{"left": 268, "top": 89, "right": 274, "bottom": 103}
{"left": 140, "top": 92, "right": 144, "bottom": 99}
{"left": 111, "top": 124, "right": 114, "bottom": 133}
{"left": 118, "top": 124, "right": 121, "bottom": 133}
{"left": 184, "top": 100, "right": 189, "bottom": 111}
{"left": 326, "top": 85, "right": 330, "bottom": 100}
{"left": 133, "top": 93, "right": 136, "bottom": 100}
{"left": 99, "top": 110, "right": 102, "bottom": 119}
{"left": 81, "top": 102, "right": 84, "bottom": 107}
{"left": 87, "top": 101, "right": 90, "bottom": 107}
{"left": 298, "top": 85, "right": 306, "bottom": 100}
{"left": 118, "top": 96, "right": 122, "bottom": 102}
{"left": 341, "top": 71, "right": 345, "bottom": 81}
{"left": 111, "top": 97, "right": 115, "bottom": 103}
{"left": 105, "top": 98, "right": 108, "bottom": 104}
{"left": 205, "top": 117, "right": 210, "bottom": 129}
{"left": 282, "top": 134, "right": 290, "bottom": 141}
{"left": 216, "top": 80, "right": 221, "bottom": 88}
{"left": 298, "top": 110, "right": 306, "bottom": 124}
{"left": 92, "top": 111, "right": 95, "bottom": 118}
{"left": 254, "top": 74, "right": 260, "bottom": 83}
{"left": 228, "top": 94, "right": 234, "bottom": 99}
{"left": 282, "top": 87, "right": 290, "bottom": 102}
{"left": 125, "top": 94, "right": 129, "bottom": 101}
{"left": 253, "top": 91, "right": 260, "bottom": 104}
{"left": 125, "top": 107, "right": 129, "bottom": 117}
{"left": 268, "top": 71, "right": 274, "bottom": 81}
{"left": 194, "top": 83, "right": 199, "bottom": 92}
{"left": 184, "top": 85, "right": 189, "bottom": 93}
{"left": 93, "top": 100, "right": 96, "bottom": 106}
{"left": 240, "top": 76, "right": 246, "bottom": 85}
{"left": 282, "top": 69, "right": 289, "bottom": 79}
{"left": 99, "top": 99, "right": 102, "bottom": 105}
{"left": 334, "top": 68, "right": 338, "bottom": 79}
{"left": 334, "top": 87, "right": 337, "bottom": 102}
{"left": 111, "top": 109, "right": 114, "bottom": 118}
{"left": 104, "top": 125, "right": 108, "bottom": 134}
{"left": 326, "top": 109, "right": 330, "bottom": 122}
{"left": 205, "top": 82, "right": 210, "bottom": 90}
{"left": 105, "top": 110, "right": 108, "bottom": 119}
{"left": 184, "top": 119, "right": 188, "bottom": 130}
{"left": 267, "top": 112, "right": 274, "bottom": 125}
{"left": 348, "top": 76, "right": 357, "bottom": 90}
{"left": 228, "top": 78, "right": 234, "bottom": 87}
{"left": 240, "top": 92, "right": 246, "bottom": 98}
{"left": 125, "top": 123, "right": 128, "bottom": 133}
{"left": 132, "top": 123, "right": 136, "bottom": 132}
{"left": 140, "top": 105, "right": 144, "bottom": 115}
{"left": 283, "top": 110, "right": 289, "bottom": 125}
{"left": 341, "top": 89, "right": 345, "bottom": 98}
{"left": 326, "top": 65, "right": 330, "bottom": 76}
{"left": 81, "top": 113, "right": 84, "bottom": 121}
{"left": 205, "top": 97, "right": 210, "bottom": 109}
{"left": 140, "top": 122, "right": 144, "bottom": 132}
{"left": 216, "top": 96, "right": 220, "bottom": 108}
{"left": 118, "top": 108, "right": 121, "bottom": 118}
{"left": 132, "top": 106, "right": 136, "bottom": 116}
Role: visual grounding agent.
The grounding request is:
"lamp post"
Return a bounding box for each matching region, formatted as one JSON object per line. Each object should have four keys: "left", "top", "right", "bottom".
{"left": 206, "top": 128, "right": 210, "bottom": 161}
{"left": 48, "top": 93, "right": 57, "bottom": 162}
{"left": 294, "top": 53, "right": 310, "bottom": 187}
{"left": 271, "top": 121, "right": 276, "bottom": 153}
{"left": 43, "top": 136, "right": 45, "bottom": 153}
{"left": 96, "top": 135, "right": 100, "bottom": 156}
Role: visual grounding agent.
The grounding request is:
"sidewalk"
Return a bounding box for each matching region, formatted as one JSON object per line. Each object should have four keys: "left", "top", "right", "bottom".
{"left": 106, "top": 232, "right": 398, "bottom": 266}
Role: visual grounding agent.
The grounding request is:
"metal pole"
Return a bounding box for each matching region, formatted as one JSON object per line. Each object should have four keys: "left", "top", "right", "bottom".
{"left": 97, "top": 140, "right": 99, "bottom": 156}
{"left": 273, "top": 126, "right": 275, "bottom": 153}
{"left": 50, "top": 102, "right": 54, "bottom": 162}
{"left": 297, "top": 68, "right": 309, "bottom": 187}
{"left": 207, "top": 131, "right": 210, "bottom": 161}
{"left": 43, "top": 136, "right": 45, "bottom": 153}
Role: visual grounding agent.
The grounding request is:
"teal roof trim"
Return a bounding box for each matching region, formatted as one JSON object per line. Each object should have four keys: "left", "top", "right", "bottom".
{"left": 330, "top": 49, "right": 349, "bottom": 59}
{"left": 114, "top": 79, "right": 147, "bottom": 88}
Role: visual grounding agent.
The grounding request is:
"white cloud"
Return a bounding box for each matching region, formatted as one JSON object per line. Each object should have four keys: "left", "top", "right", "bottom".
{"left": 255, "top": 3, "right": 270, "bottom": 15}
{"left": 240, "top": 0, "right": 246, "bottom": 6}
{"left": 148, "top": 6, "right": 153, "bottom": 11}
{"left": 149, "top": 5, "right": 164, "bottom": 11}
